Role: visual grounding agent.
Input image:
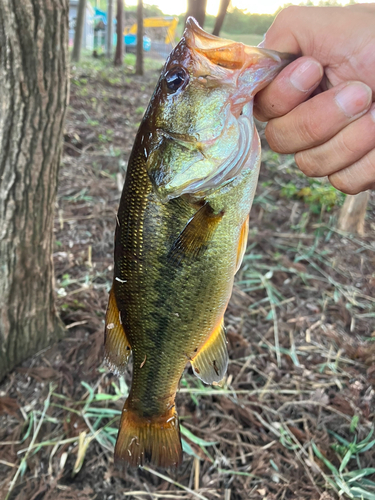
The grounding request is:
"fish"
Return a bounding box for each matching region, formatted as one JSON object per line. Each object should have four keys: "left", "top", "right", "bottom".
{"left": 104, "top": 17, "right": 293, "bottom": 468}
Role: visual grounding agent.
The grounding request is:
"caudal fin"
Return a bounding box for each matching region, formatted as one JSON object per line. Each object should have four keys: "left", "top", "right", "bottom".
{"left": 115, "top": 401, "right": 182, "bottom": 468}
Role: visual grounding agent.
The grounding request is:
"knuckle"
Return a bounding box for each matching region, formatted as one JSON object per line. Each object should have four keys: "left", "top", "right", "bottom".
{"left": 335, "top": 133, "right": 363, "bottom": 158}
{"left": 329, "top": 172, "right": 360, "bottom": 195}
{"left": 295, "top": 151, "right": 321, "bottom": 177}
{"left": 295, "top": 110, "right": 326, "bottom": 146}
{"left": 277, "top": 5, "right": 300, "bottom": 20}
{"left": 265, "top": 121, "right": 289, "bottom": 153}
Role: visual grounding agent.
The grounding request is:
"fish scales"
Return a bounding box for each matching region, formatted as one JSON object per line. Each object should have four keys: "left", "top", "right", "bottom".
{"left": 104, "top": 17, "right": 293, "bottom": 468}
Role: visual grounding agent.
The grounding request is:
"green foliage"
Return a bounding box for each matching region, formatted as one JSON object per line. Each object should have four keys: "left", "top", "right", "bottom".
{"left": 96, "top": 1, "right": 164, "bottom": 17}
{"left": 329, "top": 428, "right": 375, "bottom": 460}
{"left": 312, "top": 436, "right": 375, "bottom": 499}
{"left": 222, "top": 8, "right": 275, "bottom": 35}
{"left": 87, "top": 119, "right": 99, "bottom": 126}
{"left": 281, "top": 179, "right": 346, "bottom": 213}
{"left": 124, "top": 3, "right": 164, "bottom": 18}
{"left": 177, "top": 1, "right": 355, "bottom": 40}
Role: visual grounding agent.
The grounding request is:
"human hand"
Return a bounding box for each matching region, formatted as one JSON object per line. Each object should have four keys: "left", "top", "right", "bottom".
{"left": 254, "top": 4, "right": 375, "bottom": 194}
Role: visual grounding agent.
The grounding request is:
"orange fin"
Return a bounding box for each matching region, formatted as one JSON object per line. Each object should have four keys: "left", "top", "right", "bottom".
{"left": 191, "top": 318, "right": 228, "bottom": 384}
{"left": 115, "top": 401, "right": 182, "bottom": 468}
{"left": 104, "top": 287, "right": 131, "bottom": 375}
{"left": 168, "top": 202, "right": 223, "bottom": 265}
{"left": 235, "top": 215, "right": 249, "bottom": 274}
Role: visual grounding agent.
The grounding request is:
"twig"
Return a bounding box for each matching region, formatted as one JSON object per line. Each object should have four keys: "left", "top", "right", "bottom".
{"left": 141, "top": 466, "right": 210, "bottom": 500}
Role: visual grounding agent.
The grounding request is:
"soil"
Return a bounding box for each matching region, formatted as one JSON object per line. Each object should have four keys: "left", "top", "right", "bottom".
{"left": 1, "top": 55, "right": 375, "bottom": 500}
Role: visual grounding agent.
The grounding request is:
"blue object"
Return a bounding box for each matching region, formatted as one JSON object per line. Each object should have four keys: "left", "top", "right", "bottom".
{"left": 94, "top": 7, "right": 107, "bottom": 23}
{"left": 124, "top": 34, "right": 151, "bottom": 51}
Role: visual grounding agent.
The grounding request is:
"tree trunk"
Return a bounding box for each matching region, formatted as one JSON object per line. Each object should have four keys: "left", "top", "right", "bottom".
{"left": 186, "top": 0, "right": 207, "bottom": 28}
{"left": 135, "top": 0, "right": 143, "bottom": 76}
{"left": 106, "top": 0, "right": 113, "bottom": 58}
{"left": 212, "top": 0, "right": 230, "bottom": 36}
{"left": 338, "top": 192, "right": 370, "bottom": 236}
{"left": 0, "top": 0, "right": 68, "bottom": 381}
{"left": 114, "top": 0, "right": 124, "bottom": 66}
{"left": 72, "top": 0, "right": 86, "bottom": 62}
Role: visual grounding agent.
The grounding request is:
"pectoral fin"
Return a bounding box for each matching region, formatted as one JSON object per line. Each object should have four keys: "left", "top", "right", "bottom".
{"left": 104, "top": 287, "right": 131, "bottom": 375}
{"left": 168, "top": 202, "right": 223, "bottom": 265}
{"left": 191, "top": 318, "right": 228, "bottom": 384}
{"left": 235, "top": 215, "right": 249, "bottom": 274}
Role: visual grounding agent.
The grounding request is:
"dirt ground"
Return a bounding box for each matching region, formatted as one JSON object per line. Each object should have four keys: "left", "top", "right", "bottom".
{"left": 1, "top": 54, "right": 375, "bottom": 500}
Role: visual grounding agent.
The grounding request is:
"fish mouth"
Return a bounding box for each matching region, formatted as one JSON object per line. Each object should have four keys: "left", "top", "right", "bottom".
{"left": 184, "top": 16, "right": 294, "bottom": 73}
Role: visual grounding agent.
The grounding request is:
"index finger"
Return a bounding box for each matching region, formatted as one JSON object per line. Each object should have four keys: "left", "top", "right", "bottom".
{"left": 254, "top": 56, "right": 323, "bottom": 122}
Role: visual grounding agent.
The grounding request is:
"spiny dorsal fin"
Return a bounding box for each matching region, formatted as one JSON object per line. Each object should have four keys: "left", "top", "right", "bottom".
{"left": 168, "top": 202, "right": 223, "bottom": 266}
{"left": 191, "top": 318, "right": 228, "bottom": 384}
{"left": 235, "top": 214, "right": 249, "bottom": 274}
{"left": 104, "top": 287, "right": 131, "bottom": 375}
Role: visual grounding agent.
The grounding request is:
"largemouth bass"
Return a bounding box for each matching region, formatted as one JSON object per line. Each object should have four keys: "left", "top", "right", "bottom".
{"left": 105, "top": 18, "right": 292, "bottom": 468}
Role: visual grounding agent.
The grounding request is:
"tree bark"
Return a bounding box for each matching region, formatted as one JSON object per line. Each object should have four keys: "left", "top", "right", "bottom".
{"left": 72, "top": 0, "right": 86, "bottom": 62}
{"left": 212, "top": 0, "right": 230, "bottom": 36}
{"left": 338, "top": 192, "right": 370, "bottom": 236}
{"left": 186, "top": 0, "right": 207, "bottom": 28}
{"left": 114, "top": 0, "right": 124, "bottom": 66}
{"left": 106, "top": 0, "right": 113, "bottom": 58}
{"left": 0, "top": 0, "right": 68, "bottom": 381}
{"left": 135, "top": 0, "right": 143, "bottom": 76}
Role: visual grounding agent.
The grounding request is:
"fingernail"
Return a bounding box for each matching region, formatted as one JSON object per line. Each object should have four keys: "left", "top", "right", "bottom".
{"left": 290, "top": 59, "right": 323, "bottom": 92}
{"left": 335, "top": 82, "right": 372, "bottom": 118}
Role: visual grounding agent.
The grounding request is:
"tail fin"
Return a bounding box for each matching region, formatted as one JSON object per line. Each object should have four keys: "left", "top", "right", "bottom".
{"left": 115, "top": 400, "right": 182, "bottom": 468}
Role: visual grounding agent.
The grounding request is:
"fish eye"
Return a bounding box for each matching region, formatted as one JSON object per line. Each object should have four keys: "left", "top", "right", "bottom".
{"left": 164, "top": 67, "right": 189, "bottom": 93}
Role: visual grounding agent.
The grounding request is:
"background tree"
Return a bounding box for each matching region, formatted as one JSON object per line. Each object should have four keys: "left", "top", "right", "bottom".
{"left": 186, "top": 0, "right": 207, "bottom": 28}
{"left": 114, "top": 0, "right": 124, "bottom": 66}
{"left": 0, "top": 0, "right": 69, "bottom": 381}
{"left": 72, "top": 0, "right": 87, "bottom": 62}
{"left": 135, "top": 0, "right": 143, "bottom": 76}
{"left": 106, "top": 0, "right": 114, "bottom": 58}
{"left": 212, "top": 0, "right": 230, "bottom": 36}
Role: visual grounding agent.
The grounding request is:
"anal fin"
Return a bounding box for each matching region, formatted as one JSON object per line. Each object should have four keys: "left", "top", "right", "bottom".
{"left": 235, "top": 215, "right": 249, "bottom": 274}
{"left": 191, "top": 318, "right": 228, "bottom": 384}
{"left": 168, "top": 202, "right": 223, "bottom": 265}
{"left": 104, "top": 287, "right": 131, "bottom": 375}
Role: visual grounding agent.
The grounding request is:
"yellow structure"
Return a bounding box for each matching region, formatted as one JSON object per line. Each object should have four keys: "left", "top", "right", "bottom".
{"left": 124, "top": 16, "right": 179, "bottom": 45}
